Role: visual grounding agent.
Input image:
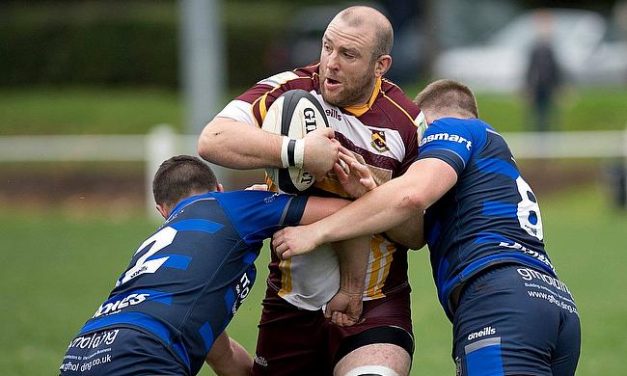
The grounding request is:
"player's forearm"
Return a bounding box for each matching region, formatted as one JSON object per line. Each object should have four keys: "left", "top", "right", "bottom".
{"left": 334, "top": 236, "right": 370, "bottom": 294}
{"left": 385, "top": 213, "right": 426, "bottom": 250}
{"left": 314, "top": 175, "right": 423, "bottom": 245}
{"left": 313, "top": 160, "right": 455, "bottom": 246}
{"left": 198, "top": 117, "right": 284, "bottom": 169}
{"left": 299, "top": 196, "right": 351, "bottom": 225}
{"left": 205, "top": 332, "right": 253, "bottom": 376}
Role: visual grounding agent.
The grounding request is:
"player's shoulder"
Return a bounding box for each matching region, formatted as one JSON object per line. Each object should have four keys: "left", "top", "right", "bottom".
{"left": 430, "top": 118, "right": 490, "bottom": 133}
{"left": 214, "top": 190, "right": 295, "bottom": 208}
{"left": 374, "top": 78, "right": 421, "bottom": 126}
{"left": 255, "top": 64, "right": 319, "bottom": 91}
{"left": 380, "top": 79, "right": 420, "bottom": 113}
{"left": 423, "top": 118, "right": 491, "bottom": 151}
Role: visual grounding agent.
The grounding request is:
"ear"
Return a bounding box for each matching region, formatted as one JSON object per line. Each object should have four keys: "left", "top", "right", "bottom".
{"left": 374, "top": 54, "right": 392, "bottom": 78}
{"left": 216, "top": 183, "right": 224, "bottom": 192}
{"left": 423, "top": 110, "right": 437, "bottom": 125}
{"left": 156, "top": 204, "right": 169, "bottom": 219}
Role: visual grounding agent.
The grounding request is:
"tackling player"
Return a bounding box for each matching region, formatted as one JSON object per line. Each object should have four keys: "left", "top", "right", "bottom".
{"left": 273, "top": 80, "right": 581, "bottom": 375}
{"left": 58, "top": 155, "right": 361, "bottom": 376}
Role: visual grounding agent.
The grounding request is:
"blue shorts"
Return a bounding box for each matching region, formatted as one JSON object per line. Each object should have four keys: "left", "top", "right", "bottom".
{"left": 452, "top": 265, "right": 580, "bottom": 376}
{"left": 59, "top": 328, "right": 187, "bottom": 376}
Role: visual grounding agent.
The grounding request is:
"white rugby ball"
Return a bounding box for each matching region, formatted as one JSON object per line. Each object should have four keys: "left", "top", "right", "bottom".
{"left": 261, "top": 89, "right": 330, "bottom": 193}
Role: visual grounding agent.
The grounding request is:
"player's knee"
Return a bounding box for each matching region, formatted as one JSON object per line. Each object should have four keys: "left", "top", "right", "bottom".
{"left": 343, "top": 365, "right": 400, "bottom": 376}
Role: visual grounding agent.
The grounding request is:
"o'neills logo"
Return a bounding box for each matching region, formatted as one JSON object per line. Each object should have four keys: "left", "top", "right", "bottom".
{"left": 325, "top": 108, "right": 342, "bottom": 121}
{"left": 467, "top": 326, "right": 496, "bottom": 340}
{"left": 371, "top": 130, "right": 389, "bottom": 152}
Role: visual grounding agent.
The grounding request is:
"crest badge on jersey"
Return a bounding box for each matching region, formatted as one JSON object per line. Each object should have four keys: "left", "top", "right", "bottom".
{"left": 370, "top": 130, "right": 389, "bottom": 153}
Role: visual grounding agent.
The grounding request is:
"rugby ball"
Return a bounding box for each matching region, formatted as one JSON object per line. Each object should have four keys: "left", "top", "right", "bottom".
{"left": 261, "top": 89, "right": 330, "bottom": 193}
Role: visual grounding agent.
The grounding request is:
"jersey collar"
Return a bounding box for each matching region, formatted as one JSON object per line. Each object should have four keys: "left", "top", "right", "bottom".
{"left": 167, "top": 192, "right": 215, "bottom": 221}
{"left": 343, "top": 77, "right": 382, "bottom": 117}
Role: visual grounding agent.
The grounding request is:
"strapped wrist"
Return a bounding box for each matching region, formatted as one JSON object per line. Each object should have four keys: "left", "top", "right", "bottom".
{"left": 293, "top": 139, "right": 305, "bottom": 169}
{"left": 280, "top": 136, "right": 304, "bottom": 169}
{"left": 280, "top": 136, "right": 291, "bottom": 168}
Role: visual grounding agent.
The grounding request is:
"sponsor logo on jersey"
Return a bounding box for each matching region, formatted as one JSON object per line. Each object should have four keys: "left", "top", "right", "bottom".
{"left": 371, "top": 130, "right": 389, "bottom": 152}
{"left": 93, "top": 293, "right": 149, "bottom": 318}
{"left": 68, "top": 329, "right": 119, "bottom": 349}
{"left": 467, "top": 326, "right": 496, "bottom": 341}
{"left": 325, "top": 108, "right": 342, "bottom": 121}
{"left": 420, "top": 132, "right": 472, "bottom": 151}
{"left": 455, "top": 356, "right": 462, "bottom": 376}
{"left": 499, "top": 241, "right": 555, "bottom": 272}
{"left": 254, "top": 354, "right": 268, "bottom": 367}
{"left": 517, "top": 267, "right": 570, "bottom": 294}
{"left": 231, "top": 272, "right": 253, "bottom": 315}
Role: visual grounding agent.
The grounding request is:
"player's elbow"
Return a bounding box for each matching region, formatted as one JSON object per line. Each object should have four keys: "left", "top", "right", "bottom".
{"left": 397, "top": 190, "right": 428, "bottom": 215}
{"left": 404, "top": 234, "right": 427, "bottom": 250}
{"left": 197, "top": 120, "right": 225, "bottom": 163}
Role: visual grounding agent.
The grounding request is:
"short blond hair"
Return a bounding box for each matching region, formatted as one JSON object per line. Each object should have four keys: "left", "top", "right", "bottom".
{"left": 414, "top": 79, "right": 479, "bottom": 118}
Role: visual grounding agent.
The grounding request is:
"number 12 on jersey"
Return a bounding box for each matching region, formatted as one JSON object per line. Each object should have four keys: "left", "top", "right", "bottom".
{"left": 117, "top": 227, "right": 177, "bottom": 286}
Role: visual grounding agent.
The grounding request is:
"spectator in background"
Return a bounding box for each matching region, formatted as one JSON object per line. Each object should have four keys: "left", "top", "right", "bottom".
{"left": 525, "top": 10, "right": 562, "bottom": 132}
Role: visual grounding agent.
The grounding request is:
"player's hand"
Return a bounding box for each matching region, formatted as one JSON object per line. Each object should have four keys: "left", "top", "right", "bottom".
{"left": 333, "top": 147, "right": 377, "bottom": 198}
{"left": 303, "top": 128, "right": 340, "bottom": 181}
{"left": 325, "top": 289, "right": 364, "bottom": 327}
{"left": 272, "top": 225, "right": 321, "bottom": 259}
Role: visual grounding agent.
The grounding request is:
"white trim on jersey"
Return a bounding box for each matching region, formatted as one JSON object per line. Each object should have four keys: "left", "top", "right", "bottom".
{"left": 215, "top": 99, "right": 255, "bottom": 126}
{"left": 256, "top": 71, "right": 300, "bottom": 87}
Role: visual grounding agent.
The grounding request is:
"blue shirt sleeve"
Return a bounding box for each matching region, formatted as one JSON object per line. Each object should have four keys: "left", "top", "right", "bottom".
{"left": 417, "top": 118, "right": 485, "bottom": 176}
{"left": 215, "top": 190, "right": 308, "bottom": 244}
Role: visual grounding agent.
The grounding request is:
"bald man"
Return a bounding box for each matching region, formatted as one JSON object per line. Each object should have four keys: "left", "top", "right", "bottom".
{"left": 199, "top": 6, "right": 423, "bottom": 376}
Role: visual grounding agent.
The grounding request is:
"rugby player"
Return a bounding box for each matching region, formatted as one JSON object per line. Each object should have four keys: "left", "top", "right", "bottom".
{"left": 273, "top": 80, "right": 581, "bottom": 376}
{"left": 59, "top": 155, "right": 362, "bottom": 376}
{"left": 198, "top": 5, "right": 422, "bottom": 376}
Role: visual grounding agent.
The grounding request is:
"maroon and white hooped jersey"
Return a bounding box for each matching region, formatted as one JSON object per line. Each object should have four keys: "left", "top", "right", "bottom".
{"left": 216, "top": 64, "right": 422, "bottom": 310}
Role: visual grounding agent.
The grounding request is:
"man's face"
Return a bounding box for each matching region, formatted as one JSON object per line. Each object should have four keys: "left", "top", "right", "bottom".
{"left": 318, "top": 20, "right": 378, "bottom": 107}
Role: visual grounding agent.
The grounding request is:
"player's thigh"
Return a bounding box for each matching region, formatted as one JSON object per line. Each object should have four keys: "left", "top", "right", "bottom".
{"left": 252, "top": 288, "right": 329, "bottom": 376}
{"left": 551, "top": 295, "right": 581, "bottom": 376}
{"left": 332, "top": 291, "right": 414, "bottom": 376}
{"left": 453, "top": 265, "right": 578, "bottom": 376}
{"left": 550, "top": 317, "right": 581, "bottom": 376}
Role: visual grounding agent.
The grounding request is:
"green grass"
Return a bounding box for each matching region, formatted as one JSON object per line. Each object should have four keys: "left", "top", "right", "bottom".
{"left": 1, "top": 184, "right": 625, "bottom": 375}
{"left": 1, "top": 86, "right": 627, "bottom": 135}
{"left": 0, "top": 87, "right": 183, "bottom": 135}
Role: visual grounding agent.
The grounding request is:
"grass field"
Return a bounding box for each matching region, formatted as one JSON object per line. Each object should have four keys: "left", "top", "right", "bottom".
{"left": 1, "top": 184, "right": 625, "bottom": 375}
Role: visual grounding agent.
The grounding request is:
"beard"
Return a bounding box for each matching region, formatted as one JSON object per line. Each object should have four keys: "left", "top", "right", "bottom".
{"left": 320, "top": 69, "right": 376, "bottom": 108}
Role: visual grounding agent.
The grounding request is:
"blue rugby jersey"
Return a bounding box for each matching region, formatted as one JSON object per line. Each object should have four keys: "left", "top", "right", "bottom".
{"left": 76, "top": 190, "right": 307, "bottom": 375}
{"left": 417, "top": 118, "right": 556, "bottom": 320}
